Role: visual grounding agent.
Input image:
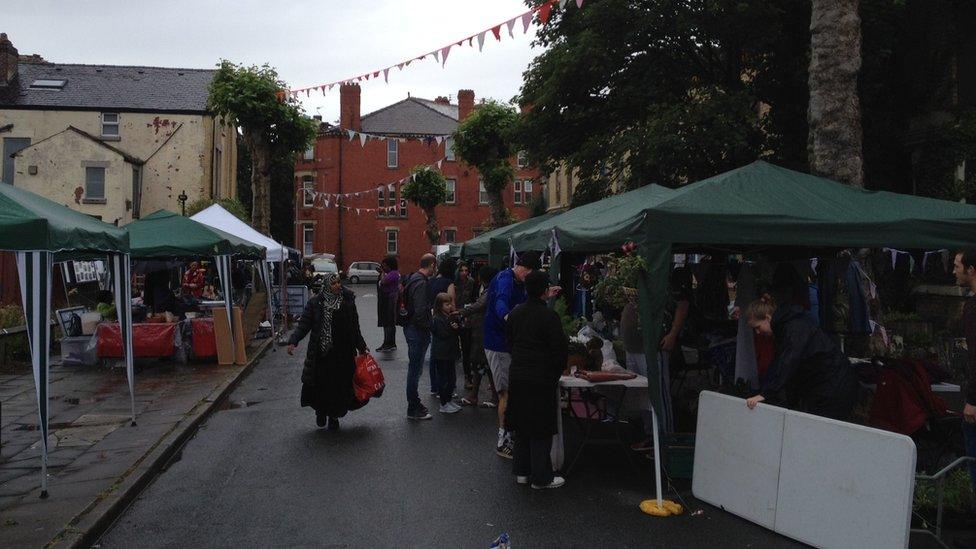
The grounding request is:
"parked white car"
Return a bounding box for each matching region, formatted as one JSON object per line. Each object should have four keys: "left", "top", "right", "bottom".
{"left": 346, "top": 261, "right": 381, "bottom": 284}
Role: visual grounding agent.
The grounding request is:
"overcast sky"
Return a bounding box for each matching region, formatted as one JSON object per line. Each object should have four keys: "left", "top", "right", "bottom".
{"left": 5, "top": 0, "right": 541, "bottom": 122}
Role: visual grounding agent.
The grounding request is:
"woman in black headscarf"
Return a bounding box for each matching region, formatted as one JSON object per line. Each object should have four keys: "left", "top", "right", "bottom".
{"left": 287, "top": 273, "right": 369, "bottom": 430}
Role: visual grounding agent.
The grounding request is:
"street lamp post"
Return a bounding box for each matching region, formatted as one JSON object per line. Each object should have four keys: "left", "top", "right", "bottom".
{"left": 178, "top": 190, "right": 188, "bottom": 216}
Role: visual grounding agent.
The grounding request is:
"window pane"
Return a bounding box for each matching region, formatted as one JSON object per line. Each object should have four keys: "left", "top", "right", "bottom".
{"left": 445, "top": 229, "right": 456, "bottom": 243}
{"left": 85, "top": 167, "right": 105, "bottom": 198}
{"left": 445, "top": 137, "right": 455, "bottom": 162}
{"left": 446, "top": 179, "right": 456, "bottom": 204}
{"left": 479, "top": 180, "right": 488, "bottom": 204}
{"left": 102, "top": 113, "right": 118, "bottom": 123}
{"left": 514, "top": 180, "right": 522, "bottom": 204}
{"left": 517, "top": 150, "right": 528, "bottom": 168}
{"left": 102, "top": 123, "right": 119, "bottom": 136}
{"left": 387, "top": 231, "right": 397, "bottom": 253}
{"left": 303, "top": 146, "right": 314, "bottom": 160}
{"left": 387, "top": 139, "right": 398, "bottom": 168}
{"left": 524, "top": 180, "right": 533, "bottom": 202}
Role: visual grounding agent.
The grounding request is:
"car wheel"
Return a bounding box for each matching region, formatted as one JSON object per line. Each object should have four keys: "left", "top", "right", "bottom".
{"left": 349, "top": 276, "right": 359, "bottom": 284}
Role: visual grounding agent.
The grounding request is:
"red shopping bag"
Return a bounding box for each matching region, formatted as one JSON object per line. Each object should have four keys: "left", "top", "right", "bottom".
{"left": 353, "top": 353, "right": 386, "bottom": 404}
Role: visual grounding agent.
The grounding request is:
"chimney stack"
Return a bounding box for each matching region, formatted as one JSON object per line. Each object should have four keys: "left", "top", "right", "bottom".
{"left": 339, "top": 83, "right": 361, "bottom": 131}
{"left": 458, "top": 89, "right": 475, "bottom": 122}
{"left": 0, "top": 33, "right": 19, "bottom": 87}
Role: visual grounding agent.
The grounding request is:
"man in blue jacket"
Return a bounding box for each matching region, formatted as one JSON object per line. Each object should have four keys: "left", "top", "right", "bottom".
{"left": 484, "top": 252, "right": 560, "bottom": 458}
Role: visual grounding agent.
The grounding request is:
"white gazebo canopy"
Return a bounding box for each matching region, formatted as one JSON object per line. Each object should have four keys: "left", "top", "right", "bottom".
{"left": 190, "top": 204, "right": 288, "bottom": 262}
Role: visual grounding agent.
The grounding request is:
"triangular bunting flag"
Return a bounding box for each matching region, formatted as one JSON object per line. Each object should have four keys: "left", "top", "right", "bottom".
{"left": 436, "top": 160, "right": 443, "bottom": 169}
{"left": 321, "top": 86, "right": 327, "bottom": 96}
{"left": 522, "top": 11, "right": 533, "bottom": 33}
{"left": 358, "top": 132, "right": 367, "bottom": 147}
{"left": 576, "top": 0, "right": 584, "bottom": 7}
{"left": 491, "top": 24, "right": 502, "bottom": 41}
{"left": 506, "top": 17, "right": 517, "bottom": 38}
{"left": 468, "top": 36, "right": 474, "bottom": 47}
{"left": 560, "top": 0, "right": 568, "bottom": 8}
{"left": 456, "top": 40, "right": 464, "bottom": 47}
{"left": 441, "top": 45, "right": 451, "bottom": 67}
{"left": 373, "top": 71, "right": 380, "bottom": 78}
{"left": 477, "top": 31, "right": 487, "bottom": 52}
{"left": 347, "top": 129, "right": 355, "bottom": 141}
{"left": 383, "top": 68, "right": 390, "bottom": 83}
{"left": 397, "top": 63, "right": 405, "bottom": 71}
{"left": 539, "top": 2, "right": 554, "bottom": 24}
{"left": 435, "top": 135, "right": 444, "bottom": 145}
{"left": 432, "top": 50, "right": 440, "bottom": 63}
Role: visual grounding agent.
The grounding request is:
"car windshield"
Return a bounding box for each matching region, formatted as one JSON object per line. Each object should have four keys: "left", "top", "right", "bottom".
{"left": 312, "top": 260, "right": 338, "bottom": 273}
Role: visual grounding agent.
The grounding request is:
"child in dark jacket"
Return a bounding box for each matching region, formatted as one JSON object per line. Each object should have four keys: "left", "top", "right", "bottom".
{"left": 431, "top": 292, "right": 463, "bottom": 414}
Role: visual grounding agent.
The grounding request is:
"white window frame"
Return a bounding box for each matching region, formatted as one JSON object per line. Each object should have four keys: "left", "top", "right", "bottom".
{"left": 85, "top": 166, "right": 106, "bottom": 200}
{"left": 517, "top": 150, "right": 528, "bottom": 169}
{"left": 445, "top": 137, "right": 456, "bottom": 162}
{"left": 386, "top": 229, "right": 398, "bottom": 254}
{"left": 101, "top": 113, "right": 120, "bottom": 138}
{"left": 479, "top": 179, "right": 488, "bottom": 205}
{"left": 302, "top": 224, "right": 314, "bottom": 256}
{"left": 523, "top": 179, "right": 533, "bottom": 204}
{"left": 445, "top": 179, "right": 456, "bottom": 204}
{"left": 302, "top": 176, "right": 315, "bottom": 207}
{"left": 303, "top": 144, "right": 315, "bottom": 161}
{"left": 387, "top": 139, "right": 398, "bottom": 168}
{"left": 444, "top": 228, "right": 457, "bottom": 243}
{"left": 513, "top": 180, "right": 523, "bottom": 204}
{"left": 377, "top": 187, "right": 386, "bottom": 217}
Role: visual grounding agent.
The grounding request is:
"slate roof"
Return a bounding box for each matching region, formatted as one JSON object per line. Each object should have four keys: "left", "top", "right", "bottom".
{"left": 1, "top": 62, "right": 216, "bottom": 114}
{"left": 360, "top": 97, "right": 458, "bottom": 135}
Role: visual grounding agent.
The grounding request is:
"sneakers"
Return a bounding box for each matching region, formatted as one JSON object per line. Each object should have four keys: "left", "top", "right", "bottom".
{"left": 439, "top": 402, "right": 462, "bottom": 414}
{"left": 496, "top": 441, "right": 513, "bottom": 459}
{"left": 531, "top": 476, "right": 566, "bottom": 490}
{"left": 515, "top": 475, "right": 529, "bottom": 485}
{"left": 407, "top": 405, "right": 433, "bottom": 420}
{"left": 376, "top": 344, "right": 396, "bottom": 352}
{"left": 326, "top": 417, "right": 340, "bottom": 431}
{"left": 630, "top": 438, "right": 653, "bottom": 452}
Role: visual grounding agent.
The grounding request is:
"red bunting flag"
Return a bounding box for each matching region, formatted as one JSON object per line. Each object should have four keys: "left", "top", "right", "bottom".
{"left": 539, "top": 2, "right": 554, "bottom": 24}
{"left": 491, "top": 25, "right": 502, "bottom": 41}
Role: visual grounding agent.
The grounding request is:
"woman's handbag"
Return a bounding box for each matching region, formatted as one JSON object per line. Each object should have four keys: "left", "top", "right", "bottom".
{"left": 353, "top": 353, "right": 386, "bottom": 404}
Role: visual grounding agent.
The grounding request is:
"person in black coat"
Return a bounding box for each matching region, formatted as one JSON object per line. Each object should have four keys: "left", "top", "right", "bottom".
{"left": 287, "top": 273, "right": 369, "bottom": 430}
{"left": 505, "top": 270, "right": 569, "bottom": 489}
{"left": 745, "top": 295, "right": 858, "bottom": 420}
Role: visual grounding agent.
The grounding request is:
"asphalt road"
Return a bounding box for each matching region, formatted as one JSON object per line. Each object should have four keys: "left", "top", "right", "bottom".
{"left": 98, "top": 284, "right": 804, "bottom": 548}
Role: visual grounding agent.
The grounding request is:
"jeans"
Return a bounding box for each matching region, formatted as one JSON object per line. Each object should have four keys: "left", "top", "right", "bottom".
{"left": 512, "top": 430, "right": 554, "bottom": 486}
{"left": 434, "top": 359, "right": 457, "bottom": 405}
{"left": 404, "top": 325, "right": 431, "bottom": 410}
{"left": 964, "top": 422, "right": 976, "bottom": 494}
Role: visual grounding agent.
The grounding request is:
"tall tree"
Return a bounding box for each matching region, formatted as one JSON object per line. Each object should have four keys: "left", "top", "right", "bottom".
{"left": 208, "top": 61, "right": 317, "bottom": 235}
{"left": 401, "top": 166, "right": 449, "bottom": 245}
{"left": 807, "top": 0, "right": 864, "bottom": 186}
{"left": 454, "top": 100, "right": 520, "bottom": 228}
{"left": 518, "top": 0, "right": 808, "bottom": 200}
{"left": 235, "top": 138, "right": 296, "bottom": 246}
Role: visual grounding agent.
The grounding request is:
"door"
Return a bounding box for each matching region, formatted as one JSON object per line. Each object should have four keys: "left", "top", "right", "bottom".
{"left": 2, "top": 138, "right": 31, "bottom": 184}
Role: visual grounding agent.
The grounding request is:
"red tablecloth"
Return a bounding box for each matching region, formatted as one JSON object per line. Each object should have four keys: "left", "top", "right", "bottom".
{"left": 190, "top": 317, "right": 216, "bottom": 359}
{"left": 97, "top": 322, "right": 177, "bottom": 358}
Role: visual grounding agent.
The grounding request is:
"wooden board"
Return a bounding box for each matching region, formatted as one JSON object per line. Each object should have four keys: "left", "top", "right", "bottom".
{"left": 212, "top": 308, "right": 234, "bottom": 366}
{"left": 233, "top": 306, "right": 246, "bottom": 365}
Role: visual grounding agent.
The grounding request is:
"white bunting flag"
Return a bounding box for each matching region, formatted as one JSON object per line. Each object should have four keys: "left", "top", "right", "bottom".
{"left": 506, "top": 18, "right": 517, "bottom": 38}
{"left": 477, "top": 31, "right": 487, "bottom": 52}
{"left": 358, "top": 132, "right": 368, "bottom": 147}
{"left": 522, "top": 11, "right": 534, "bottom": 33}
{"left": 383, "top": 68, "right": 390, "bottom": 83}
{"left": 436, "top": 160, "right": 443, "bottom": 169}
{"left": 435, "top": 135, "right": 444, "bottom": 145}
{"left": 347, "top": 129, "right": 355, "bottom": 141}
{"left": 356, "top": 208, "right": 361, "bottom": 215}
{"left": 432, "top": 50, "right": 440, "bottom": 64}
{"left": 441, "top": 45, "right": 451, "bottom": 67}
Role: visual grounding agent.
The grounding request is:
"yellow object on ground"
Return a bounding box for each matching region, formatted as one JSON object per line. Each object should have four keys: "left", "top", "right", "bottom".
{"left": 639, "top": 499, "right": 684, "bottom": 517}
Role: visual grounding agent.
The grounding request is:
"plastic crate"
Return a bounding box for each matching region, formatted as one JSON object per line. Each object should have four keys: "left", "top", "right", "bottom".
{"left": 60, "top": 335, "right": 96, "bottom": 365}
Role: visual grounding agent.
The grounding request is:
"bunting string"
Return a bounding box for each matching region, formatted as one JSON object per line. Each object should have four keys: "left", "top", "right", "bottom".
{"left": 283, "top": 0, "right": 580, "bottom": 98}
{"left": 343, "top": 128, "right": 451, "bottom": 147}
{"left": 298, "top": 157, "right": 447, "bottom": 205}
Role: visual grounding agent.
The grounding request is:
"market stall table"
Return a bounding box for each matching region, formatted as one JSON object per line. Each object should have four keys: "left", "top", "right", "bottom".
{"left": 555, "top": 374, "right": 650, "bottom": 474}
{"left": 97, "top": 322, "right": 179, "bottom": 359}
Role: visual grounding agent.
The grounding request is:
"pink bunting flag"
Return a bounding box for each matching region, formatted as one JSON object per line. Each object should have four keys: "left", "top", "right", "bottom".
{"left": 441, "top": 45, "right": 451, "bottom": 67}
{"left": 506, "top": 17, "right": 517, "bottom": 38}
{"left": 397, "top": 63, "right": 405, "bottom": 71}
{"left": 522, "top": 11, "right": 533, "bottom": 33}
{"left": 577, "top": 0, "right": 584, "bottom": 7}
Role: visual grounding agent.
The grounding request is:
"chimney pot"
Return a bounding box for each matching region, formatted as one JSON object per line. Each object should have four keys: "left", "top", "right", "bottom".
{"left": 434, "top": 96, "right": 450, "bottom": 105}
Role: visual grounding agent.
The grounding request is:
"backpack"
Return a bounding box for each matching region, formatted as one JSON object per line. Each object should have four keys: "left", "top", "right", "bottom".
{"left": 396, "top": 274, "right": 420, "bottom": 327}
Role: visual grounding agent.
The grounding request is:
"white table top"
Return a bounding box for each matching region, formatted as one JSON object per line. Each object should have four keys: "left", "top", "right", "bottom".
{"left": 559, "top": 374, "right": 649, "bottom": 389}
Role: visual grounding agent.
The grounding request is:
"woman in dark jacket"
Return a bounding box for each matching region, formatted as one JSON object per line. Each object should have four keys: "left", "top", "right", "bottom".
{"left": 287, "top": 273, "right": 369, "bottom": 430}
{"left": 505, "top": 270, "right": 569, "bottom": 489}
{"left": 745, "top": 295, "right": 858, "bottom": 420}
{"left": 376, "top": 256, "right": 400, "bottom": 351}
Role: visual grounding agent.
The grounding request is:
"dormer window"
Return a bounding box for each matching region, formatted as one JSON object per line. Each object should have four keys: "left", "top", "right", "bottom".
{"left": 29, "top": 79, "right": 66, "bottom": 90}
{"left": 101, "top": 113, "right": 120, "bottom": 138}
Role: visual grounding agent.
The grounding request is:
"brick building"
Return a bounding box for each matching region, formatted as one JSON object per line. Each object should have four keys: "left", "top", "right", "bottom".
{"left": 294, "top": 84, "right": 539, "bottom": 270}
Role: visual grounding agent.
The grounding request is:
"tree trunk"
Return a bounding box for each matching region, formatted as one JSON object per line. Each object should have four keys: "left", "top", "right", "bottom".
{"left": 424, "top": 207, "right": 440, "bottom": 246}
{"left": 807, "top": 0, "right": 864, "bottom": 187}
{"left": 244, "top": 130, "right": 273, "bottom": 235}
{"left": 488, "top": 189, "right": 507, "bottom": 229}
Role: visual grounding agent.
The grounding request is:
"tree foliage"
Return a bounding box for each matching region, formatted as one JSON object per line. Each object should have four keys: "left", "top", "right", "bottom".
{"left": 453, "top": 100, "right": 520, "bottom": 227}
{"left": 402, "top": 166, "right": 449, "bottom": 245}
{"left": 519, "top": 0, "right": 811, "bottom": 202}
{"left": 208, "top": 61, "right": 317, "bottom": 235}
